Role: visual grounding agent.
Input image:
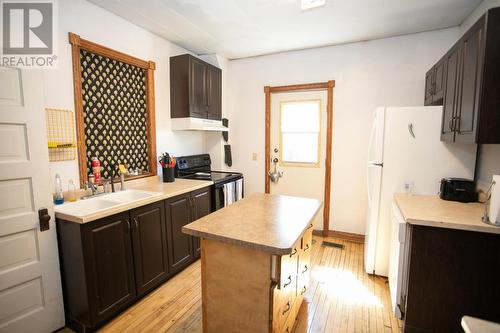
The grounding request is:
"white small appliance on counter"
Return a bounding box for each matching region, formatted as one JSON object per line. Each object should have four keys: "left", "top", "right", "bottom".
{"left": 484, "top": 174, "right": 500, "bottom": 225}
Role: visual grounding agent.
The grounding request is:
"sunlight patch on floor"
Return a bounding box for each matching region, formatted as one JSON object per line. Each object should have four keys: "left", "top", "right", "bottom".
{"left": 312, "top": 266, "right": 382, "bottom": 307}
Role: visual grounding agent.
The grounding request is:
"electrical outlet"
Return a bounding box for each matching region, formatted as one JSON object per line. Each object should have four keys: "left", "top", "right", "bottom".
{"left": 252, "top": 153, "right": 257, "bottom": 161}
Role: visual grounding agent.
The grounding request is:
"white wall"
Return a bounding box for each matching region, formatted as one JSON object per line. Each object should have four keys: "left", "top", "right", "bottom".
{"left": 460, "top": 0, "right": 500, "bottom": 190}
{"left": 461, "top": 0, "right": 500, "bottom": 33}
{"left": 44, "top": 0, "right": 208, "bottom": 185}
{"left": 226, "top": 28, "right": 459, "bottom": 235}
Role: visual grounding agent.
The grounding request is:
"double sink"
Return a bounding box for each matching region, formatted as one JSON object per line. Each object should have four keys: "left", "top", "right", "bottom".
{"left": 55, "top": 189, "right": 163, "bottom": 222}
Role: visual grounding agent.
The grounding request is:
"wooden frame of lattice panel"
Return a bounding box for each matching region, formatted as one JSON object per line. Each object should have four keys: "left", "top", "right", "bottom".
{"left": 69, "top": 32, "right": 157, "bottom": 187}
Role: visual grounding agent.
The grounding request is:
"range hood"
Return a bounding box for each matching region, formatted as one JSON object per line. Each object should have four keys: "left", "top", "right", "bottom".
{"left": 171, "top": 117, "right": 228, "bottom": 132}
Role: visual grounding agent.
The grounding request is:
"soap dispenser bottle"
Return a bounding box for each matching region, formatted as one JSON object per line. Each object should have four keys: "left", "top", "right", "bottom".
{"left": 53, "top": 174, "right": 64, "bottom": 205}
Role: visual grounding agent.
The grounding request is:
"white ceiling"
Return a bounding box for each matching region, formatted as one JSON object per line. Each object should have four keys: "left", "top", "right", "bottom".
{"left": 88, "top": 0, "right": 482, "bottom": 59}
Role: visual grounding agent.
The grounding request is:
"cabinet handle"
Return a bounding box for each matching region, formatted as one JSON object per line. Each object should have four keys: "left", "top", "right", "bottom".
{"left": 307, "top": 223, "right": 313, "bottom": 229}
{"left": 301, "top": 286, "right": 307, "bottom": 295}
{"left": 282, "top": 301, "right": 291, "bottom": 315}
{"left": 304, "top": 243, "right": 310, "bottom": 252}
{"left": 302, "top": 265, "right": 308, "bottom": 274}
{"left": 290, "top": 248, "right": 297, "bottom": 257}
{"left": 283, "top": 275, "right": 292, "bottom": 288}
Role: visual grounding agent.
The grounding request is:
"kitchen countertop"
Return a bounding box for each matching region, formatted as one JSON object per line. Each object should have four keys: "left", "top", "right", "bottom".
{"left": 182, "top": 192, "right": 322, "bottom": 255}
{"left": 55, "top": 177, "right": 213, "bottom": 224}
{"left": 462, "top": 316, "right": 500, "bottom": 333}
{"left": 394, "top": 194, "right": 500, "bottom": 234}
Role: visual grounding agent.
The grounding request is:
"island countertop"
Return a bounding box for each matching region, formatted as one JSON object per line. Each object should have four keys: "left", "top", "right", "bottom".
{"left": 182, "top": 192, "right": 322, "bottom": 255}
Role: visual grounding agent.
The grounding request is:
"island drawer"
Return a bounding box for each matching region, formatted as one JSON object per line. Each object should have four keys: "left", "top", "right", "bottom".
{"left": 271, "top": 282, "right": 296, "bottom": 333}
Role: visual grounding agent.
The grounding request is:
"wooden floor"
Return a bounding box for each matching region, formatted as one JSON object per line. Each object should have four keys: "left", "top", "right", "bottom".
{"left": 93, "top": 236, "right": 401, "bottom": 332}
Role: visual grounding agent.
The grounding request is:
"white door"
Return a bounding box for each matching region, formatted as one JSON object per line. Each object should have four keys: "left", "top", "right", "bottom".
{"left": 269, "top": 91, "right": 327, "bottom": 230}
{"left": 0, "top": 68, "right": 65, "bottom": 332}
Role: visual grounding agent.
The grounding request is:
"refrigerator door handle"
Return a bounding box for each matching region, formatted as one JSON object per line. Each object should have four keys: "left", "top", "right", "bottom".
{"left": 367, "top": 116, "right": 377, "bottom": 163}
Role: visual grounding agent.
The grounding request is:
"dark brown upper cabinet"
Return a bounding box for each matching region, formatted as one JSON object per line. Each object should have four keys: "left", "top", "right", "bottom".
{"left": 430, "top": 8, "right": 500, "bottom": 143}
{"left": 170, "top": 54, "right": 222, "bottom": 121}
{"left": 424, "top": 56, "right": 446, "bottom": 106}
{"left": 130, "top": 201, "right": 169, "bottom": 297}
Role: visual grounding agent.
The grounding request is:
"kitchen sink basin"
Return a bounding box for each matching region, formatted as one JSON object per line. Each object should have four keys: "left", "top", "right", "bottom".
{"left": 55, "top": 189, "right": 163, "bottom": 221}
{"left": 105, "top": 189, "right": 162, "bottom": 203}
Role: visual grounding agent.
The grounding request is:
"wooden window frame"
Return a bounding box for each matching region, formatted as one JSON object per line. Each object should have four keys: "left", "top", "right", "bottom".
{"left": 279, "top": 99, "right": 322, "bottom": 168}
{"left": 264, "top": 81, "right": 335, "bottom": 236}
{"left": 69, "top": 32, "right": 157, "bottom": 187}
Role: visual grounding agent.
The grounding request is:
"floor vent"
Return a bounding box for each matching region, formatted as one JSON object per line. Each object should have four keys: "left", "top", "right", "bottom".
{"left": 321, "top": 241, "right": 345, "bottom": 249}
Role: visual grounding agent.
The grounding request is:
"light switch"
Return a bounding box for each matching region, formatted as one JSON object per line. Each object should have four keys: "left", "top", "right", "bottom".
{"left": 252, "top": 153, "right": 257, "bottom": 161}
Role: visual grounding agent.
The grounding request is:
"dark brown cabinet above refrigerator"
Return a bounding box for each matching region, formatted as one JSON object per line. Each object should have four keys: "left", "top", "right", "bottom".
{"left": 424, "top": 8, "right": 500, "bottom": 143}
{"left": 170, "top": 54, "right": 225, "bottom": 131}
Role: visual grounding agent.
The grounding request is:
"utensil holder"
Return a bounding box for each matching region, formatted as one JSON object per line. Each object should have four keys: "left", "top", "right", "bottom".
{"left": 162, "top": 167, "right": 175, "bottom": 183}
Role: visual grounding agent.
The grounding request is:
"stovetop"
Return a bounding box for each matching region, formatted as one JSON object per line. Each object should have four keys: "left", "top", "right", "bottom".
{"left": 175, "top": 154, "right": 242, "bottom": 184}
{"left": 179, "top": 171, "right": 242, "bottom": 183}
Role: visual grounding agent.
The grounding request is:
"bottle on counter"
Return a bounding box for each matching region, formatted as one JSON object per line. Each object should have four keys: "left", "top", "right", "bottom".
{"left": 68, "top": 179, "right": 77, "bottom": 202}
{"left": 53, "top": 174, "right": 64, "bottom": 205}
{"left": 92, "top": 157, "right": 101, "bottom": 184}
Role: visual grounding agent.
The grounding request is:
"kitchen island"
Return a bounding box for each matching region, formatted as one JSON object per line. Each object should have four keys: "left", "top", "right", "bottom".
{"left": 183, "top": 193, "right": 322, "bottom": 333}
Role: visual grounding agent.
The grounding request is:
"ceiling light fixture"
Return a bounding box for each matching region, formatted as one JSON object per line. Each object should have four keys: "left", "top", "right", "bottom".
{"left": 301, "top": 0, "right": 326, "bottom": 11}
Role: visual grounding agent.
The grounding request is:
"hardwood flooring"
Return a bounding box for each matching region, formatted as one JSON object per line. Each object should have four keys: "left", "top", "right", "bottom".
{"left": 69, "top": 236, "right": 401, "bottom": 332}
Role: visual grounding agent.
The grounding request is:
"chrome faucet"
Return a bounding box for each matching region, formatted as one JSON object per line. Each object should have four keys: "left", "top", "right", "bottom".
{"left": 119, "top": 171, "right": 126, "bottom": 191}
{"left": 83, "top": 181, "right": 99, "bottom": 196}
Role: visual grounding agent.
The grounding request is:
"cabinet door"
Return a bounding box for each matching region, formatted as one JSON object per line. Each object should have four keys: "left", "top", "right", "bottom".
{"left": 130, "top": 201, "right": 169, "bottom": 296}
{"left": 190, "top": 57, "right": 208, "bottom": 118}
{"left": 456, "top": 20, "right": 484, "bottom": 143}
{"left": 191, "top": 187, "right": 212, "bottom": 256}
{"left": 424, "top": 68, "right": 434, "bottom": 106}
{"left": 207, "top": 66, "right": 222, "bottom": 120}
{"left": 165, "top": 193, "right": 194, "bottom": 273}
{"left": 441, "top": 46, "right": 461, "bottom": 142}
{"left": 83, "top": 213, "right": 136, "bottom": 324}
{"left": 433, "top": 58, "right": 446, "bottom": 103}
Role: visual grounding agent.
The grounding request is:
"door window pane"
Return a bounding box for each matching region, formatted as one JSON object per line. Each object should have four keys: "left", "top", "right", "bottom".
{"left": 280, "top": 100, "right": 320, "bottom": 165}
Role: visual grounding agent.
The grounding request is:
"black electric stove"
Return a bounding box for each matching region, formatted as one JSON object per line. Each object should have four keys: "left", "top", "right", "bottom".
{"left": 175, "top": 154, "right": 243, "bottom": 210}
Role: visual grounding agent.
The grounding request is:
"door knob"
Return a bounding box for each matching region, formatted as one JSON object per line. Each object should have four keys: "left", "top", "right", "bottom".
{"left": 38, "top": 208, "right": 51, "bottom": 232}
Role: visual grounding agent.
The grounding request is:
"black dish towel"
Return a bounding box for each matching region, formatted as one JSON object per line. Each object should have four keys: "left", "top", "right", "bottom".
{"left": 224, "top": 144, "right": 232, "bottom": 167}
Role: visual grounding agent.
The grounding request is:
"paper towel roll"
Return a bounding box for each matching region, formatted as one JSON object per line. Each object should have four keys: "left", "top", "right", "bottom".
{"left": 489, "top": 175, "right": 500, "bottom": 223}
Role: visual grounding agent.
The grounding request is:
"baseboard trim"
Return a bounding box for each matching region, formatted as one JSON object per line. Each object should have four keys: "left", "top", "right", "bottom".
{"left": 313, "top": 229, "right": 365, "bottom": 243}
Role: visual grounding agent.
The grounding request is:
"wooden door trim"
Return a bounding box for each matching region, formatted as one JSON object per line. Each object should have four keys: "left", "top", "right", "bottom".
{"left": 264, "top": 80, "right": 335, "bottom": 236}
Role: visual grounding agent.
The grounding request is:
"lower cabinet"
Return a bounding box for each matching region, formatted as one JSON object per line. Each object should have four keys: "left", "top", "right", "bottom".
{"left": 82, "top": 212, "right": 136, "bottom": 326}
{"left": 272, "top": 225, "right": 313, "bottom": 333}
{"left": 57, "top": 186, "right": 212, "bottom": 332}
{"left": 130, "top": 201, "right": 169, "bottom": 297}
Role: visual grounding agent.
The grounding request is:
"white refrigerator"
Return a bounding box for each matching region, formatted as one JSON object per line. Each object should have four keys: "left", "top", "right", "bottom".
{"left": 364, "top": 106, "right": 477, "bottom": 277}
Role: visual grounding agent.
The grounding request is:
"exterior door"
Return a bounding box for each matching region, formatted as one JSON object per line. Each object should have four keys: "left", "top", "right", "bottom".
{"left": 0, "top": 68, "right": 64, "bottom": 331}
{"left": 269, "top": 91, "right": 327, "bottom": 230}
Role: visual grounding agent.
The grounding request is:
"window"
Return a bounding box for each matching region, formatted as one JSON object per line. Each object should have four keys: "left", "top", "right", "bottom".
{"left": 280, "top": 100, "right": 321, "bottom": 166}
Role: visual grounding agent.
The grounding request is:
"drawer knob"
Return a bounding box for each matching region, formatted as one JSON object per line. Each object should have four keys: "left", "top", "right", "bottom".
{"left": 304, "top": 243, "right": 310, "bottom": 251}
{"left": 282, "top": 301, "right": 291, "bottom": 315}
{"left": 301, "top": 286, "right": 307, "bottom": 295}
{"left": 283, "top": 275, "right": 292, "bottom": 288}
{"left": 302, "top": 265, "right": 308, "bottom": 274}
{"left": 290, "top": 248, "right": 297, "bottom": 257}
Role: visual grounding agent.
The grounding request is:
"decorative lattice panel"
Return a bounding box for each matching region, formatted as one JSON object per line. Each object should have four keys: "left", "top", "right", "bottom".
{"left": 80, "top": 49, "right": 150, "bottom": 179}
